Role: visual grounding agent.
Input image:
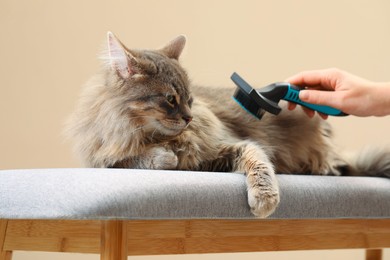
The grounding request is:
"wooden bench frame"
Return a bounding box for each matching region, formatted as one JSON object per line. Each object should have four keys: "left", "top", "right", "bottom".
{"left": 1, "top": 219, "right": 389, "bottom": 260}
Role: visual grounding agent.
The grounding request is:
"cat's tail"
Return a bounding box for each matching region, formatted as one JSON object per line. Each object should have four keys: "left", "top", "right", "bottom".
{"left": 344, "top": 147, "right": 390, "bottom": 178}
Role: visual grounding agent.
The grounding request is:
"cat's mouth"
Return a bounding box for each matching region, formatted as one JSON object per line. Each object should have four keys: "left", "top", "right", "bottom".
{"left": 157, "top": 119, "right": 187, "bottom": 136}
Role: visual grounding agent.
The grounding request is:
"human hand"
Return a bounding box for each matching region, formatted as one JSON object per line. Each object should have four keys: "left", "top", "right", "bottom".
{"left": 285, "top": 68, "right": 390, "bottom": 118}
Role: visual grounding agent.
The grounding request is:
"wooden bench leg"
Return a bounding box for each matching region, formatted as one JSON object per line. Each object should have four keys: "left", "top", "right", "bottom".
{"left": 0, "top": 220, "right": 12, "bottom": 260}
{"left": 101, "top": 220, "right": 127, "bottom": 260}
{"left": 366, "top": 249, "right": 383, "bottom": 260}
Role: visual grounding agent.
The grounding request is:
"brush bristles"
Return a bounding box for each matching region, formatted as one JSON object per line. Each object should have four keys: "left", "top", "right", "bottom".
{"left": 233, "top": 88, "right": 264, "bottom": 120}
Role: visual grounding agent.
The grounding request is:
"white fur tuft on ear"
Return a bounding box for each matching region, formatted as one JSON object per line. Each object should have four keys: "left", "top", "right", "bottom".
{"left": 161, "top": 35, "right": 187, "bottom": 60}
{"left": 106, "top": 31, "right": 132, "bottom": 78}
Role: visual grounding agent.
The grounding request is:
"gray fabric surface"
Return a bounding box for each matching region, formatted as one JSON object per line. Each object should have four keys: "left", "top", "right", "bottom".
{"left": 0, "top": 168, "right": 389, "bottom": 220}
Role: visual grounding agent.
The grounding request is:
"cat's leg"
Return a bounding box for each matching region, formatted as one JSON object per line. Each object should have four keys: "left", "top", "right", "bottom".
{"left": 112, "top": 147, "right": 178, "bottom": 170}
{"left": 218, "top": 141, "right": 280, "bottom": 218}
{"left": 137, "top": 147, "right": 178, "bottom": 170}
{"left": 320, "top": 152, "right": 351, "bottom": 176}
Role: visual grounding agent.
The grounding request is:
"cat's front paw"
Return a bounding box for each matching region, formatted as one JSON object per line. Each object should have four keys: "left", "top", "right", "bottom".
{"left": 148, "top": 147, "right": 178, "bottom": 170}
{"left": 248, "top": 186, "right": 279, "bottom": 218}
{"left": 246, "top": 165, "right": 280, "bottom": 218}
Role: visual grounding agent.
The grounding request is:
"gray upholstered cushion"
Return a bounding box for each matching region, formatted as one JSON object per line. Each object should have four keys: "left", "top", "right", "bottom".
{"left": 0, "top": 168, "right": 389, "bottom": 220}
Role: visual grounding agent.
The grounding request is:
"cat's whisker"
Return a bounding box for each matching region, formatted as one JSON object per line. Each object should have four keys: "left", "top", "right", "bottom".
{"left": 127, "top": 121, "right": 159, "bottom": 137}
{"left": 128, "top": 126, "right": 147, "bottom": 135}
{"left": 151, "top": 128, "right": 158, "bottom": 140}
{"left": 128, "top": 115, "right": 156, "bottom": 120}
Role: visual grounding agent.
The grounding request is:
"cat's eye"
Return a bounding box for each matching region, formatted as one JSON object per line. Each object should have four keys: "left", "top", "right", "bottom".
{"left": 166, "top": 95, "right": 176, "bottom": 105}
{"left": 188, "top": 97, "right": 194, "bottom": 107}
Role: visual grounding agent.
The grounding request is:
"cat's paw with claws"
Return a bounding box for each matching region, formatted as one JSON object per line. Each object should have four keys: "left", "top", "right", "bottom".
{"left": 246, "top": 166, "right": 280, "bottom": 218}
{"left": 148, "top": 147, "right": 178, "bottom": 170}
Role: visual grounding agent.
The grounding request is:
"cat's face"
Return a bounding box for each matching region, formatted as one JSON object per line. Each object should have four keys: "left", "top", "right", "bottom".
{"left": 105, "top": 33, "right": 193, "bottom": 137}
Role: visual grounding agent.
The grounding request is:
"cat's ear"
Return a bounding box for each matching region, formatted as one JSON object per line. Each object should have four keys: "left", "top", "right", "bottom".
{"left": 106, "top": 32, "right": 138, "bottom": 79}
{"left": 161, "top": 35, "right": 186, "bottom": 60}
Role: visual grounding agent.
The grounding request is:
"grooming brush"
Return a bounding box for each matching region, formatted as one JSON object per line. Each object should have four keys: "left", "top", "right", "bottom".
{"left": 231, "top": 72, "right": 348, "bottom": 119}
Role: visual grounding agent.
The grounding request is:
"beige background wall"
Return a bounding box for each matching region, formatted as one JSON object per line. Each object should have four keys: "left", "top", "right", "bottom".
{"left": 1, "top": 0, "right": 389, "bottom": 259}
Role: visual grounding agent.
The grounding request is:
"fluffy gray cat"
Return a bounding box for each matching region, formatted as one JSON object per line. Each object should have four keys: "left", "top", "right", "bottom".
{"left": 66, "top": 32, "right": 390, "bottom": 218}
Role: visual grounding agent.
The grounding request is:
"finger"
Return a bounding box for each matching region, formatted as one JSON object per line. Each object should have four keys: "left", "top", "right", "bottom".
{"left": 300, "top": 106, "right": 315, "bottom": 118}
{"left": 287, "top": 102, "right": 297, "bottom": 110}
{"left": 285, "top": 70, "right": 325, "bottom": 86}
{"left": 286, "top": 69, "right": 336, "bottom": 91}
{"left": 318, "top": 112, "right": 329, "bottom": 120}
{"left": 299, "top": 90, "right": 345, "bottom": 110}
{"left": 301, "top": 85, "right": 325, "bottom": 91}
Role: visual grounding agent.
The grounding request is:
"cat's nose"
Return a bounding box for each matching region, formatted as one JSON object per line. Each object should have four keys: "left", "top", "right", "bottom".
{"left": 182, "top": 115, "right": 193, "bottom": 124}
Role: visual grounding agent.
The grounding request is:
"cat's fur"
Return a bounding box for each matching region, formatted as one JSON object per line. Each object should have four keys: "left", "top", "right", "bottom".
{"left": 65, "top": 33, "right": 390, "bottom": 218}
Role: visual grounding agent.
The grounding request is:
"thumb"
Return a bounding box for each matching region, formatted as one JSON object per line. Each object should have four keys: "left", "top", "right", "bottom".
{"left": 299, "top": 90, "right": 343, "bottom": 110}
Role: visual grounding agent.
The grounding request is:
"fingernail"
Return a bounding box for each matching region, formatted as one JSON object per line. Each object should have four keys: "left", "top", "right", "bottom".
{"left": 299, "top": 90, "right": 309, "bottom": 100}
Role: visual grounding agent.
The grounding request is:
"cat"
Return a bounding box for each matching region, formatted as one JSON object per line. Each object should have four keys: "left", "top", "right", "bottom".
{"left": 65, "top": 32, "right": 390, "bottom": 218}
